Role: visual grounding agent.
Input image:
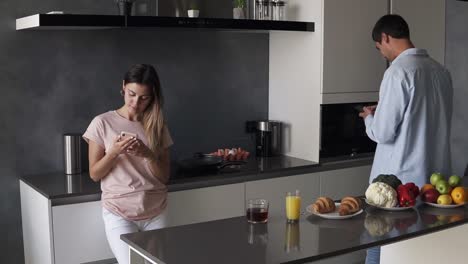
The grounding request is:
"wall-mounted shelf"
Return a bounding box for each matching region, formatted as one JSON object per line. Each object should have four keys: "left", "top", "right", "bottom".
{"left": 16, "top": 14, "right": 125, "bottom": 30}
{"left": 16, "top": 14, "right": 315, "bottom": 32}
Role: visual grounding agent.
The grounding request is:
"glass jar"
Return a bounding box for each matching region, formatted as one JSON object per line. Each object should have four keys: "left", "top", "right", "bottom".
{"left": 273, "top": 1, "right": 286, "bottom": 21}
{"left": 262, "top": 0, "right": 272, "bottom": 20}
{"left": 255, "top": 0, "right": 264, "bottom": 20}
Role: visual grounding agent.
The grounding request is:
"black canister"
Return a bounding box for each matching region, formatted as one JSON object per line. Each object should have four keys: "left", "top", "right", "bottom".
{"left": 63, "top": 134, "right": 82, "bottom": 175}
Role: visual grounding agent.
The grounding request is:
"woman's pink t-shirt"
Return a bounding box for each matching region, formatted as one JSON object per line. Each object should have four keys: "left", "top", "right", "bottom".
{"left": 83, "top": 111, "right": 173, "bottom": 221}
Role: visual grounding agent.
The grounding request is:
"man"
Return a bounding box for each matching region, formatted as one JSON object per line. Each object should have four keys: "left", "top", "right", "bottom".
{"left": 360, "top": 15, "right": 453, "bottom": 264}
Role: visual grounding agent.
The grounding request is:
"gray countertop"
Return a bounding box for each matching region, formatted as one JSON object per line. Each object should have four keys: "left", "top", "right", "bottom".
{"left": 19, "top": 155, "right": 373, "bottom": 206}
{"left": 121, "top": 202, "right": 468, "bottom": 264}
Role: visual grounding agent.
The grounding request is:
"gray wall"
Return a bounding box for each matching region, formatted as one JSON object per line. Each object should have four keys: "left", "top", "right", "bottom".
{"left": 1, "top": 1, "right": 268, "bottom": 262}
{"left": 446, "top": 1, "right": 468, "bottom": 176}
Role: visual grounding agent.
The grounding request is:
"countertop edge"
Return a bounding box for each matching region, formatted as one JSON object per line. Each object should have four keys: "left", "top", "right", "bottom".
{"left": 20, "top": 157, "right": 373, "bottom": 206}
{"left": 283, "top": 219, "right": 468, "bottom": 264}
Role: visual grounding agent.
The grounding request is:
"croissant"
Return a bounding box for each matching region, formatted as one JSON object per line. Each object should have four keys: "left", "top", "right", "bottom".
{"left": 339, "top": 196, "right": 362, "bottom": 216}
{"left": 312, "top": 197, "right": 336, "bottom": 214}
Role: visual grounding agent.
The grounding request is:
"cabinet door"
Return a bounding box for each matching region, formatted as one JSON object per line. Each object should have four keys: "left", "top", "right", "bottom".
{"left": 391, "top": 0, "right": 446, "bottom": 64}
{"left": 322, "top": 0, "right": 388, "bottom": 94}
{"left": 319, "top": 165, "right": 372, "bottom": 199}
{"left": 166, "top": 183, "right": 244, "bottom": 227}
{"left": 245, "top": 173, "right": 320, "bottom": 217}
{"left": 52, "top": 201, "right": 114, "bottom": 264}
{"left": 20, "top": 181, "right": 54, "bottom": 264}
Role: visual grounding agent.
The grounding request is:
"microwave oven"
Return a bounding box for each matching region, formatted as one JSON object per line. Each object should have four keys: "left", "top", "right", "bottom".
{"left": 320, "top": 102, "right": 377, "bottom": 159}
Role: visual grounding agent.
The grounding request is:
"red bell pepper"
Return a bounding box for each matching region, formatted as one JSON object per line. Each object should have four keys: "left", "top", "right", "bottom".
{"left": 404, "top": 182, "right": 420, "bottom": 198}
{"left": 397, "top": 184, "right": 416, "bottom": 207}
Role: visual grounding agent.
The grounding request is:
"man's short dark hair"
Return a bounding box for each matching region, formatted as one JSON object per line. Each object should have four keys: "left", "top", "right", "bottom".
{"left": 372, "top": 14, "right": 410, "bottom": 43}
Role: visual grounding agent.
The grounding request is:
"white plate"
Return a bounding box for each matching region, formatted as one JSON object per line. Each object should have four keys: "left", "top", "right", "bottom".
{"left": 365, "top": 199, "right": 415, "bottom": 211}
{"left": 306, "top": 202, "right": 363, "bottom": 220}
{"left": 424, "top": 202, "right": 465, "bottom": 208}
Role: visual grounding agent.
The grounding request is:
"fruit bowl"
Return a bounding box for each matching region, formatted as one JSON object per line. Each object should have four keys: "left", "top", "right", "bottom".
{"left": 423, "top": 202, "right": 465, "bottom": 209}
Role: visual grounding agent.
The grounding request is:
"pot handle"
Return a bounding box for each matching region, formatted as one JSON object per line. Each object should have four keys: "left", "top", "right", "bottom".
{"left": 218, "top": 160, "right": 247, "bottom": 169}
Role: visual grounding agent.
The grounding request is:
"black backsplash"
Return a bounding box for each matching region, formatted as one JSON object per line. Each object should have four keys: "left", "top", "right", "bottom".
{"left": 1, "top": 1, "right": 268, "bottom": 262}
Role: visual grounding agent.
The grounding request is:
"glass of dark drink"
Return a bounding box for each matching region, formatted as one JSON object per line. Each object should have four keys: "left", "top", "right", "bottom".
{"left": 246, "top": 199, "right": 269, "bottom": 223}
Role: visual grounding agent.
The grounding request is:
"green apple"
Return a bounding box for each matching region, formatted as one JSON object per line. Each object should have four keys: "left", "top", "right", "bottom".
{"left": 430, "top": 172, "right": 444, "bottom": 185}
{"left": 435, "top": 180, "right": 450, "bottom": 194}
{"left": 448, "top": 175, "right": 462, "bottom": 187}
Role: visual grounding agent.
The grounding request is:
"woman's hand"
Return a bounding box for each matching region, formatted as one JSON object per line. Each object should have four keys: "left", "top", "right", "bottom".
{"left": 125, "top": 139, "right": 156, "bottom": 159}
{"left": 108, "top": 135, "right": 137, "bottom": 158}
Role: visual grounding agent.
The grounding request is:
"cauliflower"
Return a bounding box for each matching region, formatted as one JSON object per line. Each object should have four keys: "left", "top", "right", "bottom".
{"left": 365, "top": 182, "right": 397, "bottom": 208}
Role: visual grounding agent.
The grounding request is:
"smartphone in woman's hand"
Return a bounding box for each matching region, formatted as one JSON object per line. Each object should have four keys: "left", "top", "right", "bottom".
{"left": 119, "top": 131, "right": 137, "bottom": 141}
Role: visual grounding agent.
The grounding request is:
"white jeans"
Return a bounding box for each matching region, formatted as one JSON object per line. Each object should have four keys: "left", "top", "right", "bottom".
{"left": 102, "top": 207, "right": 168, "bottom": 264}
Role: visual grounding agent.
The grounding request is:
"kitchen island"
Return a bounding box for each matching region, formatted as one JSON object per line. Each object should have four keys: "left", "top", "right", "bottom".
{"left": 121, "top": 203, "right": 468, "bottom": 264}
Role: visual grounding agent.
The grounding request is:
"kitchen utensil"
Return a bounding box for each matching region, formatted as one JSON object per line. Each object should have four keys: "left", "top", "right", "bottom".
{"left": 178, "top": 153, "right": 246, "bottom": 171}
{"left": 246, "top": 120, "right": 282, "bottom": 157}
{"left": 64, "top": 133, "right": 82, "bottom": 175}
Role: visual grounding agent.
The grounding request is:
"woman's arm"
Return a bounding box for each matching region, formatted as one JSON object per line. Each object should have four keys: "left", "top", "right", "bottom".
{"left": 126, "top": 139, "right": 171, "bottom": 184}
{"left": 88, "top": 136, "right": 135, "bottom": 182}
{"left": 146, "top": 148, "right": 171, "bottom": 184}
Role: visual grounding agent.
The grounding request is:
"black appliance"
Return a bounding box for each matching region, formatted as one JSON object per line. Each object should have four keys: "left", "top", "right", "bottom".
{"left": 246, "top": 120, "right": 282, "bottom": 157}
{"left": 320, "top": 103, "right": 377, "bottom": 159}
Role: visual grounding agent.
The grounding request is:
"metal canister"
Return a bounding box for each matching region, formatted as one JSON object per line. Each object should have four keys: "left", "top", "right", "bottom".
{"left": 63, "top": 133, "right": 82, "bottom": 175}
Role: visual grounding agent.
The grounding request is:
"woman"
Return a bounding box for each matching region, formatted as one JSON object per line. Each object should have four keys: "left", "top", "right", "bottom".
{"left": 83, "top": 64, "right": 173, "bottom": 264}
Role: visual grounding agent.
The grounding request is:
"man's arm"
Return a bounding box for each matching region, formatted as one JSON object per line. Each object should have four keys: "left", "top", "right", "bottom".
{"left": 363, "top": 73, "right": 411, "bottom": 144}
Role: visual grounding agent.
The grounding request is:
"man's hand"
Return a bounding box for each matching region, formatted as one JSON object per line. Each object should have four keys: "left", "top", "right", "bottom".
{"left": 359, "top": 105, "right": 377, "bottom": 119}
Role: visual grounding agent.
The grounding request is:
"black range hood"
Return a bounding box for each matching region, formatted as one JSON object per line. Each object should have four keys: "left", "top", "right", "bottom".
{"left": 16, "top": 14, "right": 315, "bottom": 32}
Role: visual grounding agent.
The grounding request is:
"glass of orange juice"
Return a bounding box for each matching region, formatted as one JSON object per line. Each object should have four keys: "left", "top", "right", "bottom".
{"left": 285, "top": 190, "right": 301, "bottom": 222}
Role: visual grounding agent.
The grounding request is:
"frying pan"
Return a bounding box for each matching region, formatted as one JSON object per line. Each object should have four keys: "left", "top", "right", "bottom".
{"left": 178, "top": 153, "right": 246, "bottom": 171}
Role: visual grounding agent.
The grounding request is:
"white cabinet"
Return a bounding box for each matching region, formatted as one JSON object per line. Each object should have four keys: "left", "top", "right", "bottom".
{"left": 322, "top": 0, "right": 388, "bottom": 95}
{"left": 20, "top": 181, "right": 54, "bottom": 264}
{"left": 166, "top": 183, "right": 245, "bottom": 227}
{"left": 391, "top": 0, "right": 446, "bottom": 65}
{"left": 52, "top": 202, "right": 114, "bottom": 264}
{"left": 320, "top": 165, "right": 372, "bottom": 199}
{"left": 20, "top": 181, "right": 113, "bottom": 264}
{"left": 21, "top": 182, "right": 245, "bottom": 264}
{"left": 245, "top": 173, "right": 320, "bottom": 216}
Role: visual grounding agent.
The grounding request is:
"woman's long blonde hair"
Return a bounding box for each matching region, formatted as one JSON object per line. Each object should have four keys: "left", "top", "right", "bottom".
{"left": 124, "top": 64, "right": 165, "bottom": 154}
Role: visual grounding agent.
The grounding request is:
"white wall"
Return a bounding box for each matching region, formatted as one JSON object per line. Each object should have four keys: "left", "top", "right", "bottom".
{"left": 269, "top": 0, "right": 323, "bottom": 162}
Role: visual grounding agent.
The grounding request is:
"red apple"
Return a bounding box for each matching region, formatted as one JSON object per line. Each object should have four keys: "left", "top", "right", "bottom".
{"left": 422, "top": 188, "right": 440, "bottom": 203}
